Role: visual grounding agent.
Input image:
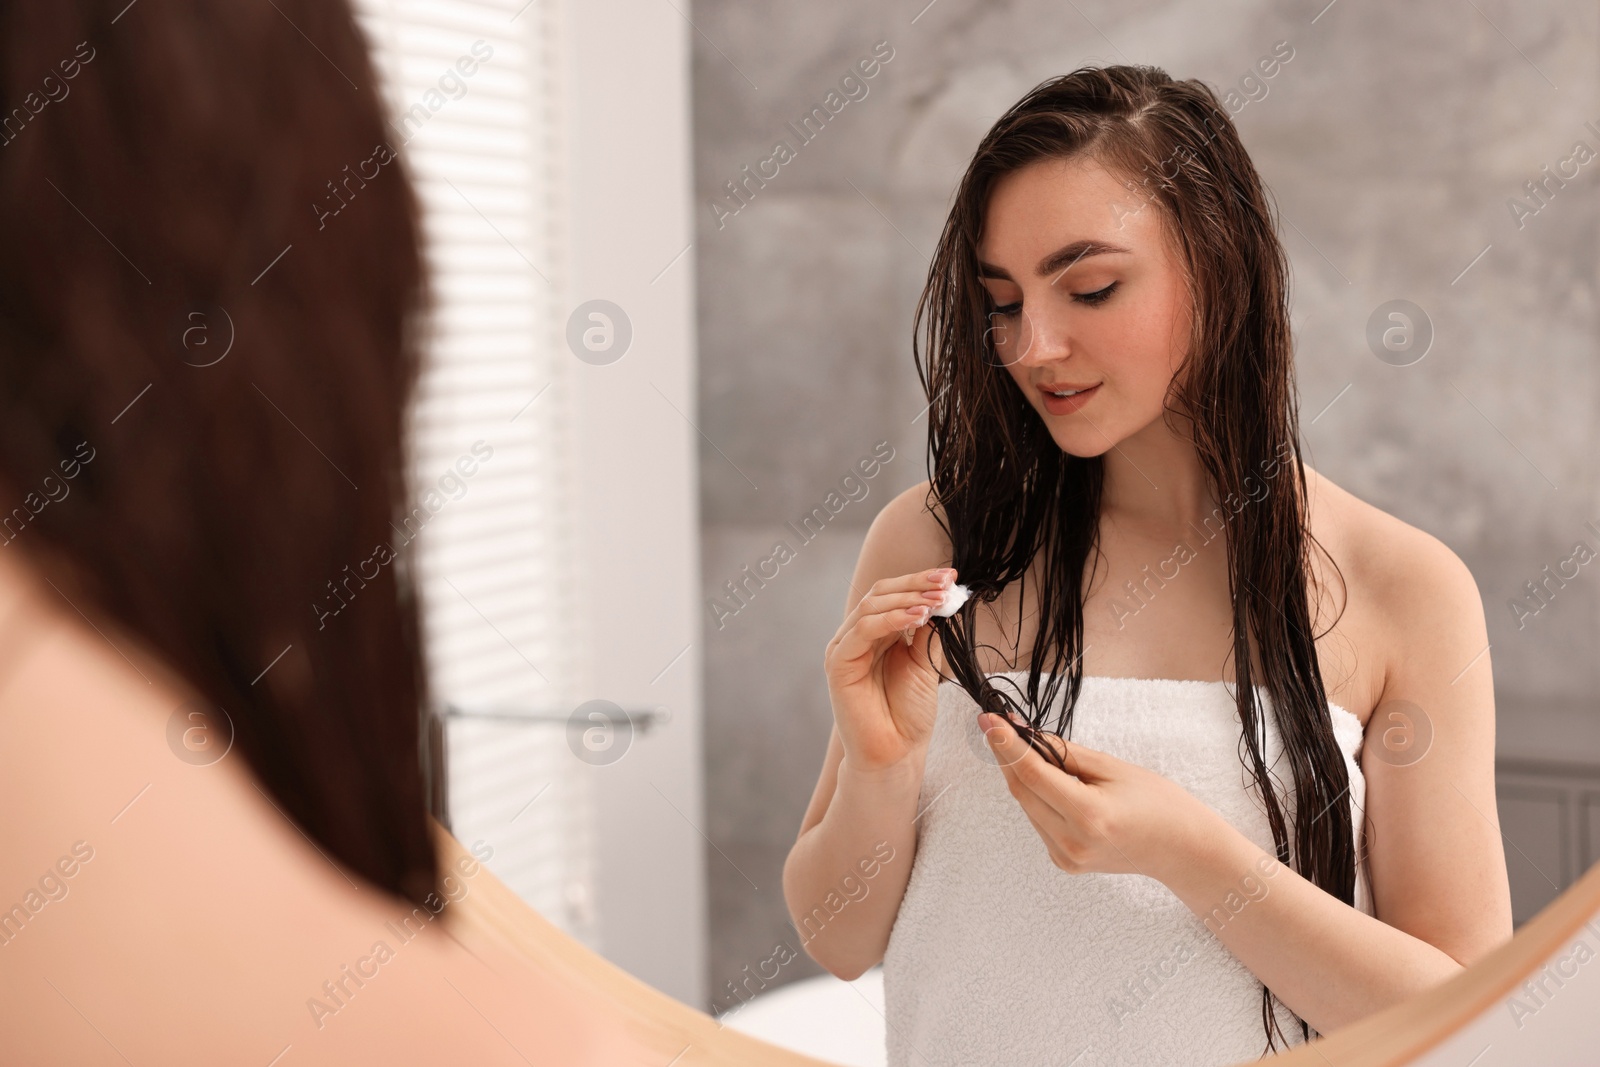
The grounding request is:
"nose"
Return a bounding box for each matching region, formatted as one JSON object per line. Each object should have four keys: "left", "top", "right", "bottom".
{"left": 1009, "top": 304, "right": 1071, "bottom": 368}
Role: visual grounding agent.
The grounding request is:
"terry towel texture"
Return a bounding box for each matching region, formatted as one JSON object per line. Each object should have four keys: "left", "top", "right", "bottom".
{"left": 881, "top": 672, "right": 1372, "bottom": 1067}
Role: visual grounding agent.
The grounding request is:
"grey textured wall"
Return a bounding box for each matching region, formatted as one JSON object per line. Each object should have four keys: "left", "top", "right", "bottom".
{"left": 690, "top": 0, "right": 1599, "bottom": 1010}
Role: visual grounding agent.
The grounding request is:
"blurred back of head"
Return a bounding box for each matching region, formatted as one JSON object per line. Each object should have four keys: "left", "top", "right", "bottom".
{"left": 0, "top": 0, "right": 438, "bottom": 904}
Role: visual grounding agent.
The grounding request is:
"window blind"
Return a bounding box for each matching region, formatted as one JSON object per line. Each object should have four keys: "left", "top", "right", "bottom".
{"left": 351, "top": 0, "right": 596, "bottom": 945}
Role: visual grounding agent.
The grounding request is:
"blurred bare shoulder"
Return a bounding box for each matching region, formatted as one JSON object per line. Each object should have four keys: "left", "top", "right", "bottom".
{"left": 0, "top": 549, "right": 639, "bottom": 1065}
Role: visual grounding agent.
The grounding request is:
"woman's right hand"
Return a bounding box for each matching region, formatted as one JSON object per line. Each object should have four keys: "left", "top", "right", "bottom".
{"left": 822, "top": 567, "right": 956, "bottom": 776}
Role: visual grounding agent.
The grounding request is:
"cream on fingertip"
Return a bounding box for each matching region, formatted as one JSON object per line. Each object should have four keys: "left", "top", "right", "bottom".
{"left": 930, "top": 582, "right": 970, "bottom": 618}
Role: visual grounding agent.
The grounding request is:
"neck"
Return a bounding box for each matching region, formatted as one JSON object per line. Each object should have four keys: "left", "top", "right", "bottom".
{"left": 1098, "top": 411, "right": 1219, "bottom": 532}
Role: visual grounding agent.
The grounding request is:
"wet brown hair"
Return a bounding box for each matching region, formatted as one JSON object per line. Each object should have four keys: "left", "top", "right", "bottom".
{"left": 914, "top": 64, "right": 1354, "bottom": 1052}
{"left": 0, "top": 1, "right": 439, "bottom": 905}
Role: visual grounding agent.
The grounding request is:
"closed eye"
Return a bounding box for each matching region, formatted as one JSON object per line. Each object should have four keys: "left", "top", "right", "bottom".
{"left": 1075, "top": 281, "right": 1117, "bottom": 306}
{"left": 987, "top": 281, "right": 1119, "bottom": 318}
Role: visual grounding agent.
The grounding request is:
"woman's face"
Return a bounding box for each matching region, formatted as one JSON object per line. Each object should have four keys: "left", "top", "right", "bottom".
{"left": 976, "top": 154, "right": 1195, "bottom": 457}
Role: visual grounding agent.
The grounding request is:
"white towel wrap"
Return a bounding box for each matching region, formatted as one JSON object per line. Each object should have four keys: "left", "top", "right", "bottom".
{"left": 881, "top": 673, "right": 1372, "bottom": 1067}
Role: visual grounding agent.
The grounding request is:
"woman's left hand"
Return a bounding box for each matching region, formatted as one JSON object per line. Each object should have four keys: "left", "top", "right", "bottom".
{"left": 979, "top": 710, "right": 1222, "bottom": 885}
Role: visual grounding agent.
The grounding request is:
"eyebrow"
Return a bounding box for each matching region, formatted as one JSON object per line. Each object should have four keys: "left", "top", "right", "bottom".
{"left": 977, "top": 239, "right": 1132, "bottom": 281}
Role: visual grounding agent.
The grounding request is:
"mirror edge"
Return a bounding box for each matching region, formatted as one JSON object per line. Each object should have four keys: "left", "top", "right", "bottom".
{"left": 435, "top": 821, "right": 1600, "bottom": 1066}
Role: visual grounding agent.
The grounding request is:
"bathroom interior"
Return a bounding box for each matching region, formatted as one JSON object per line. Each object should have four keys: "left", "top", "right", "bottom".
{"left": 376, "top": 0, "right": 1600, "bottom": 1062}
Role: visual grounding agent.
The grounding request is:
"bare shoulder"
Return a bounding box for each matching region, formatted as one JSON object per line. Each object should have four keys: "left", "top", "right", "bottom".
{"left": 1302, "top": 464, "right": 1487, "bottom": 699}
{"left": 1304, "top": 464, "right": 1479, "bottom": 601}
{"left": 0, "top": 564, "right": 628, "bottom": 1063}
{"left": 848, "top": 480, "right": 952, "bottom": 610}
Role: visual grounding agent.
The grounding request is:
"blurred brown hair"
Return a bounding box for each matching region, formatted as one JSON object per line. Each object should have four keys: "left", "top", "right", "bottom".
{"left": 0, "top": 0, "right": 438, "bottom": 905}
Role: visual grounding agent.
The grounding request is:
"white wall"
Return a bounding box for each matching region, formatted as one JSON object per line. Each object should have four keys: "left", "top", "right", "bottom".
{"left": 557, "top": 0, "right": 706, "bottom": 1006}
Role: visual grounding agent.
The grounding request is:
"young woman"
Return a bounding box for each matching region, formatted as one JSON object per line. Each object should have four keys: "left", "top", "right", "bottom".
{"left": 0, "top": 3, "right": 643, "bottom": 1062}
{"left": 782, "top": 65, "right": 1513, "bottom": 1065}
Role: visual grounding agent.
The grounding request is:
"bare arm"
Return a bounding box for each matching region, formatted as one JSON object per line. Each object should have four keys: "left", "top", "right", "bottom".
{"left": 780, "top": 481, "right": 954, "bottom": 980}
{"left": 781, "top": 726, "right": 928, "bottom": 980}
{"left": 1158, "top": 528, "right": 1512, "bottom": 1033}
{"left": 977, "top": 514, "right": 1513, "bottom": 1036}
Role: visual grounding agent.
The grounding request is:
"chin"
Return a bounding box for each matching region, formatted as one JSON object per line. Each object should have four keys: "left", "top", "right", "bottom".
{"left": 1042, "top": 425, "right": 1120, "bottom": 459}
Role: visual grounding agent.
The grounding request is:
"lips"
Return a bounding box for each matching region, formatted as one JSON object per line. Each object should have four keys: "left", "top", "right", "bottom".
{"left": 1037, "top": 382, "right": 1100, "bottom": 415}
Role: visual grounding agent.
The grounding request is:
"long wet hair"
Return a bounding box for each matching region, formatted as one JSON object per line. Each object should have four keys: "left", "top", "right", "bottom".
{"left": 914, "top": 65, "right": 1354, "bottom": 1052}
{"left": 0, "top": 1, "right": 439, "bottom": 905}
